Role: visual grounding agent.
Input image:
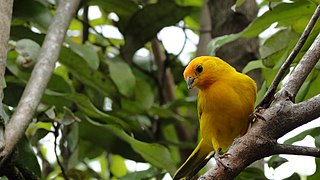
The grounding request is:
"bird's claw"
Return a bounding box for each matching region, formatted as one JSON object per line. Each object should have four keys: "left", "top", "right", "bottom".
{"left": 214, "top": 148, "right": 231, "bottom": 171}
{"left": 250, "top": 107, "right": 266, "bottom": 123}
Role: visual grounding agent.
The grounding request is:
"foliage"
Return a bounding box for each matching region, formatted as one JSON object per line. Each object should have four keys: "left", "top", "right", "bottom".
{"left": 2, "top": 0, "right": 320, "bottom": 179}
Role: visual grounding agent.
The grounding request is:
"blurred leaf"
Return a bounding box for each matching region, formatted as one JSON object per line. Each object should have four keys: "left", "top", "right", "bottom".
{"left": 88, "top": 121, "right": 177, "bottom": 176}
{"left": 119, "top": 167, "right": 162, "bottom": 180}
{"left": 235, "top": 0, "right": 246, "bottom": 8}
{"left": 16, "top": 136, "right": 41, "bottom": 177}
{"left": 149, "top": 105, "right": 185, "bottom": 122}
{"left": 283, "top": 173, "right": 300, "bottom": 180}
{"left": 259, "top": 29, "right": 298, "bottom": 60}
{"left": 56, "top": 107, "right": 81, "bottom": 126}
{"left": 301, "top": 70, "right": 320, "bottom": 101}
{"left": 308, "top": 158, "right": 320, "bottom": 180}
{"left": 235, "top": 167, "right": 267, "bottom": 180}
{"left": 66, "top": 168, "right": 90, "bottom": 180}
{"left": 242, "top": 60, "right": 265, "bottom": 74}
{"left": 55, "top": 93, "right": 130, "bottom": 130}
{"left": 107, "top": 60, "right": 136, "bottom": 97}
{"left": 241, "top": 1, "right": 316, "bottom": 37}
{"left": 66, "top": 39, "right": 100, "bottom": 71}
{"left": 121, "top": 79, "right": 154, "bottom": 113}
{"left": 120, "top": 1, "right": 193, "bottom": 60}
{"left": 10, "top": 26, "right": 45, "bottom": 43}
{"left": 110, "top": 154, "right": 127, "bottom": 177}
{"left": 30, "top": 128, "right": 50, "bottom": 146}
{"left": 78, "top": 117, "right": 143, "bottom": 162}
{"left": 208, "top": 34, "right": 241, "bottom": 55}
{"left": 13, "top": 0, "right": 53, "bottom": 32}
{"left": 285, "top": 127, "right": 320, "bottom": 145}
{"left": 59, "top": 47, "right": 118, "bottom": 98}
{"left": 255, "top": 81, "right": 267, "bottom": 107}
{"left": 89, "top": 0, "right": 139, "bottom": 33}
{"left": 267, "top": 155, "right": 288, "bottom": 169}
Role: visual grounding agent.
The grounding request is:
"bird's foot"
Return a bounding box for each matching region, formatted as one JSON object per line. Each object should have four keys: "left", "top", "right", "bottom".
{"left": 214, "top": 148, "right": 231, "bottom": 171}
{"left": 249, "top": 107, "right": 266, "bottom": 123}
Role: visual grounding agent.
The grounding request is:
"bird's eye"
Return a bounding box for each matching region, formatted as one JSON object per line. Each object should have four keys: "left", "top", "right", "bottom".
{"left": 196, "top": 65, "right": 203, "bottom": 73}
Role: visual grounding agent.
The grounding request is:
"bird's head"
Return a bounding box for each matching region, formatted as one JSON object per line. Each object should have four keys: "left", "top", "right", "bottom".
{"left": 183, "top": 56, "right": 235, "bottom": 90}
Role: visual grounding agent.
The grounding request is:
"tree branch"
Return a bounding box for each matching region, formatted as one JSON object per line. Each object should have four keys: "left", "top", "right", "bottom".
{"left": 273, "top": 144, "right": 320, "bottom": 157}
{"left": 0, "top": 0, "right": 81, "bottom": 166}
{"left": 199, "top": 5, "right": 320, "bottom": 180}
{"left": 258, "top": 5, "right": 320, "bottom": 108}
{"left": 0, "top": 0, "right": 13, "bottom": 150}
{"left": 278, "top": 32, "right": 320, "bottom": 100}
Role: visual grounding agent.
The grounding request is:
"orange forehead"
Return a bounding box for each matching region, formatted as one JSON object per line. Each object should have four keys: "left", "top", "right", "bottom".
{"left": 183, "top": 56, "right": 210, "bottom": 79}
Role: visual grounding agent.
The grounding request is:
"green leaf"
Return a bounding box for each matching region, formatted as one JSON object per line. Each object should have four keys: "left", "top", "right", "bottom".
{"left": 235, "top": 167, "right": 267, "bottom": 180}
{"left": 59, "top": 47, "right": 118, "bottom": 98}
{"left": 235, "top": 0, "right": 246, "bottom": 8}
{"left": 88, "top": 122, "right": 177, "bottom": 176}
{"left": 207, "top": 34, "right": 241, "bottom": 55}
{"left": 10, "top": 26, "right": 45, "bottom": 44}
{"left": 301, "top": 70, "right": 320, "bottom": 101}
{"left": 242, "top": 60, "right": 265, "bottom": 74}
{"left": 89, "top": 0, "right": 139, "bottom": 33}
{"left": 241, "top": 1, "right": 316, "bottom": 37}
{"left": 107, "top": 60, "right": 136, "bottom": 97}
{"left": 13, "top": 0, "right": 53, "bottom": 32}
{"left": 121, "top": 79, "right": 154, "bottom": 113}
{"left": 119, "top": 167, "right": 162, "bottom": 180}
{"left": 16, "top": 136, "right": 41, "bottom": 177}
{"left": 283, "top": 173, "right": 300, "bottom": 180}
{"left": 110, "top": 154, "right": 127, "bottom": 177}
{"left": 30, "top": 128, "right": 50, "bottom": 146}
{"left": 259, "top": 29, "right": 298, "bottom": 60}
{"left": 284, "top": 127, "right": 320, "bottom": 145}
{"left": 66, "top": 39, "right": 100, "bottom": 71}
{"left": 57, "top": 93, "right": 130, "bottom": 130}
{"left": 120, "top": 1, "right": 193, "bottom": 60}
{"left": 308, "top": 158, "right": 320, "bottom": 180}
{"left": 79, "top": 117, "right": 143, "bottom": 162}
{"left": 268, "top": 155, "right": 288, "bottom": 169}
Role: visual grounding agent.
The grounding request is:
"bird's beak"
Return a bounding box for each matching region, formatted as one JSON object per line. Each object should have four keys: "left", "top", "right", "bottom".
{"left": 185, "top": 77, "right": 196, "bottom": 89}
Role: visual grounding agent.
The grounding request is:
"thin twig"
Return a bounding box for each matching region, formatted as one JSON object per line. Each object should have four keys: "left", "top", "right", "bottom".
{"left": 0, "top": 0, "right": 81, "bottom": 166}
{"left": 273, "top": 144, "right": 320, "bottom": 157}
{"left": 53, "top": 123, "right": 69, "bottom": 180}
{"left": 75, "top": 16, "right": 118, "bottom": 48}
{"left": 258, "top": 5, "right": 320, "bottom": 108}
{"left": 82, "top": 3, "right": 89, "bottom": 44}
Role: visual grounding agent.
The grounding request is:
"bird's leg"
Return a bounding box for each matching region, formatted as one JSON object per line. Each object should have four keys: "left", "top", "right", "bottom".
{"left": 249, "top": 107, "right": 266, "bottom": 124}
{"left": 214, "top": 148, "right": 231, "bottom": 170}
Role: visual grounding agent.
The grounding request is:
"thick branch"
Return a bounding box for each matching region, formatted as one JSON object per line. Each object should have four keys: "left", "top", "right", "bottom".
{"left": 258, "top": 5, "right": 320, "bottom": 108}
{"left": 0, "top": 0, "right": 81, "bottom": 165}
{"left": 200, "top": 6, "right": 320, "bottom": 179}
{"left": 0, "top": 0, "right": 13, "bottom": 149}
{"left": 274, "top": 144, "right": 320, "bottom": 157}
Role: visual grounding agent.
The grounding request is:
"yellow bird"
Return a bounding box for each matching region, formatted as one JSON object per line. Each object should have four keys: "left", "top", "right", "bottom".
{"left": 173, "top": 56, "right": 257, "bottom": 179}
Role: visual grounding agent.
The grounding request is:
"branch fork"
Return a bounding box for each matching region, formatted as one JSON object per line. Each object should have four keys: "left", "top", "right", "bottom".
{"left": 200, "top": 4, "right": 320, "bottom": 179}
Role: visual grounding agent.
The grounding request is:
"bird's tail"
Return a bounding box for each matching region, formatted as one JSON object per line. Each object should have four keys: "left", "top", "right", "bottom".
{"left": 173, "top": 139, "right": 213, "bottom": 180}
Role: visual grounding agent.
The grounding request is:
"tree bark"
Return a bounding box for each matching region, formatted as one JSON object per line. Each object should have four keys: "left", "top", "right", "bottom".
{"left": 207, "top": 0, "right": 262, "bottom": 86}
{"left": 0, "top": 0, "right": 14, "bottom": 150}
{"left": 0, "top": 0, "right": 81, "bottom": 166}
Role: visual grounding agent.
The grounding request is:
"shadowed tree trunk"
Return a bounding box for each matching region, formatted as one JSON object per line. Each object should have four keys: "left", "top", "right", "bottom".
{"left": 207, "top": 0, "right": 262, "bottom": 86}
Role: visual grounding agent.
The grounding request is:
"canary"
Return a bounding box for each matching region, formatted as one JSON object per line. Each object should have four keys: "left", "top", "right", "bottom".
{"left": 173, "top": 56, "right": 257, "bottom": 179}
